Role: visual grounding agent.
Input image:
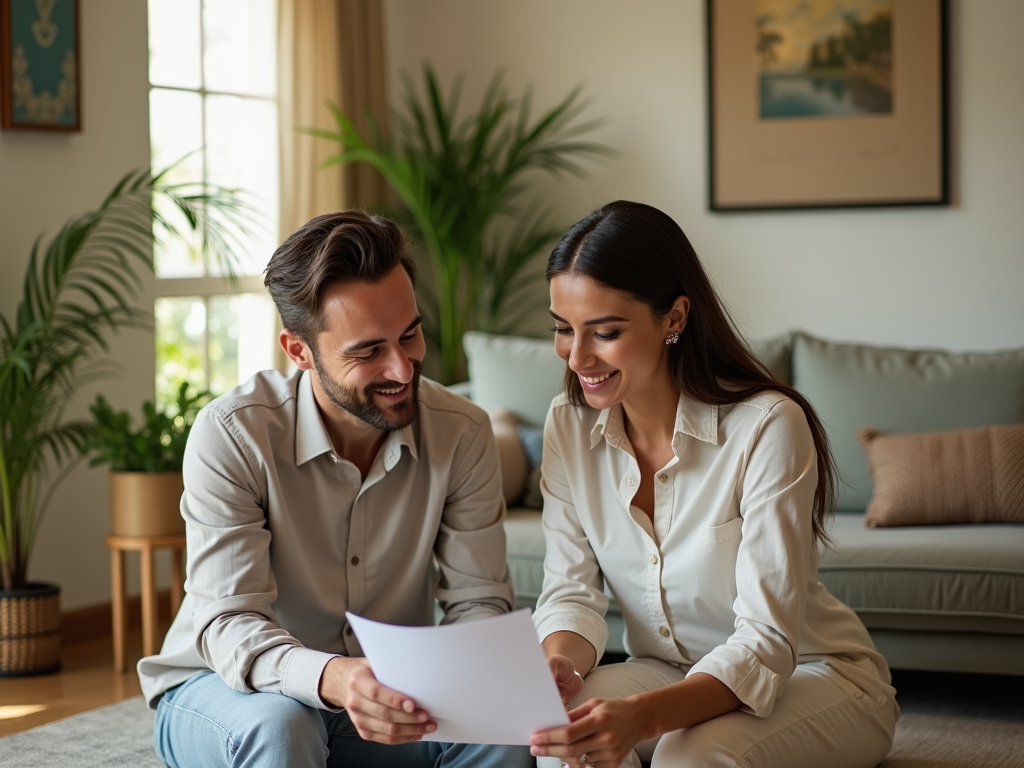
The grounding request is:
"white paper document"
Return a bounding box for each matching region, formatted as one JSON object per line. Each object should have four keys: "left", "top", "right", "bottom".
{"left": 345, "top": 609, "right": 570, "bottom": 745}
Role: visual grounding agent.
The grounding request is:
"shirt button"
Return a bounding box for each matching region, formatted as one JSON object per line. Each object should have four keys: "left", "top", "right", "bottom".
{"left": 649, "top": 554, "right": 659, "bottom": 565}
{"left": 628, "top": 477, "right": 637, "bottom": 487}
{"left": 658, "top": 473, "right": 668, "bottom": 483}
{"left": 658, "top": 626, "right": 670, "bottom": 638}
{"left": 350, "top": 556, "right": 360, "bottom": 566}
{"left": 344, "top": 626, "right": 353, "bottom": 637}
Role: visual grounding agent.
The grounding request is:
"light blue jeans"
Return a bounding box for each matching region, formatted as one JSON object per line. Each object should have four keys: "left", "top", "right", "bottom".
{"left": 154, "top": 670, "right": 535, "bottom": 768}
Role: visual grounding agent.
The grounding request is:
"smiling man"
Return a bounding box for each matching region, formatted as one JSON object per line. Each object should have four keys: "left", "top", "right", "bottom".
{"left": 138, "top": 211, "right": 531, "bottom": 768}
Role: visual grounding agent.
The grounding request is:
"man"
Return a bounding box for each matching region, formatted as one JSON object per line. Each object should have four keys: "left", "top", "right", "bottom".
{"left": 139, "top": 211, "right": 533, "bottom": 768}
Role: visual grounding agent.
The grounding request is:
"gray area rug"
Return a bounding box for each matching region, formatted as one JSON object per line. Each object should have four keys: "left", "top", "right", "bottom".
{"left": 0, "top": 697, "right": 160, "bottom": 767}
{"left": 0, "top": 671, "right": 1021, "bottom": 767}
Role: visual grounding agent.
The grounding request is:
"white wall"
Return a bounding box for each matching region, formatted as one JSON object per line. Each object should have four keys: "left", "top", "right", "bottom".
{"left": 0, "top": 1, "right": 153, "bottom": 609}
{"left": 383, "top": 0, "right": 1024, "bottom": 351}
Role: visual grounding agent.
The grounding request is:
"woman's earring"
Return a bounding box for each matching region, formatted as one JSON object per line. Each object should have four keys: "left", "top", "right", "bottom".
{"left": 665, "top": 331, "right": 680, "bottom": 345}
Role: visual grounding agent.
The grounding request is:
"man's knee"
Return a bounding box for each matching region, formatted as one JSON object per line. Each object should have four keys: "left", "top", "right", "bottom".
{"left": 235, "top": 693, "right": 328, "bottom": 751}
{"left": 157, "top": 676, "right": 329, "bottom": 768}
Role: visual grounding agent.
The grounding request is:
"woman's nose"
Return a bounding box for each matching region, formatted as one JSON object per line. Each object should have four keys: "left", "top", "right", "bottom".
{"left": 568, "top": 337, "right": 593, "bottom": 371}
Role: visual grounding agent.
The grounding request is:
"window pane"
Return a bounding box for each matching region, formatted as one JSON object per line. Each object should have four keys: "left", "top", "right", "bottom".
{"left": 203, "top": 0, "right": 276, "bottom": 97}
{"left": 208, "top": 293, "right": 278, "bottom": 395}
{"left": 206, "top": 94, "right": 279, "bottom": 275}
{"left": 156, "top": 297, "right": 207, "bottom": 410}
{"left": 151, "top": 88, "right": 205, "bottom": 278}
{"left": 149, "top": 0, "right": 201, "bottom": 89}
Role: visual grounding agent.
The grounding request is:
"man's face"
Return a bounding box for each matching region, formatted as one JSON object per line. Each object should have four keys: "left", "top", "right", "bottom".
{"left": 304, "top": 265, "right": 426, "bottom": 432}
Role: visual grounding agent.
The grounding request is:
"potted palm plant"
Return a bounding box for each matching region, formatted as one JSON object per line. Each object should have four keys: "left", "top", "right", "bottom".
{"left": 314, "top": 65, "right": 611, "bottom": 383}
{"left": 84, "top": 382, "right": 209, "bottom": 538}
{"left": 0, "top": 168, "right": 250, "bottom": 675}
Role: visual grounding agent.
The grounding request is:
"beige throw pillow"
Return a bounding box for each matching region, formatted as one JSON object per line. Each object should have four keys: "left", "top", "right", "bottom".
{"left": 488, "top": 408, "right": 529, "bottom": 506}
{"left": 858, "top": 424, "right": 1024, "bottom": 527}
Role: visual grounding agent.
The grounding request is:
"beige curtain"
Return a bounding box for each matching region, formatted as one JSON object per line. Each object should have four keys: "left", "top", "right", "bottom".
{"left": 277, "top": 0, "right": 388, "bottom": 239}
{"left": 276, "top": 0, "right": 389, "bottom": 369}
{"left": 337, "top": 0, "right": 390, "bottom": 208}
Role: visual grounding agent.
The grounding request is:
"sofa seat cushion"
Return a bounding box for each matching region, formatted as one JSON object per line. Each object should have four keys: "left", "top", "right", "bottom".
{"left": 508, "top": 509, "right": 1024, "bottom": 636}
{"left": 504, "top": 509, "right": 623, "bottom": 614}
{"left": 820, "top": 513, "right": 1024, "bottom": 633}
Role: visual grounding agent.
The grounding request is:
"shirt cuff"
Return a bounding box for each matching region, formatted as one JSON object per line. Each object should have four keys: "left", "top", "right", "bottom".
{"left": 687, "top": 644, "right": 782, "bottom": 718}
{"left": 281, "top": 647, "right": 345, "bottom": 711}
{"left": 533, "top": 603, "right": 609, "bottom": 662}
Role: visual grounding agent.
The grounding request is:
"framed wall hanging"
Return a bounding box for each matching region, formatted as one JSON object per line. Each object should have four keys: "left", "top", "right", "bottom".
{"left": 707, "top": 0, "right": 948, "bottom": 210}
{"left": 1, "top": 0, "right": 81, "bottom": 131}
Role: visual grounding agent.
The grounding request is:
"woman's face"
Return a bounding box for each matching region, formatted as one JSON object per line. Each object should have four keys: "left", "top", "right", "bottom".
{"left": 549, "top": 272, "right": 687, "bottom": 411}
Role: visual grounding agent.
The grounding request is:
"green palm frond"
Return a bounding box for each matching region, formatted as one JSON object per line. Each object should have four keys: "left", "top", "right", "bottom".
{"left": 0, "top": 167, "right": 255, "bottom": 590}
{"left": 312, "top": 64, "right": 612, "bottom": 383}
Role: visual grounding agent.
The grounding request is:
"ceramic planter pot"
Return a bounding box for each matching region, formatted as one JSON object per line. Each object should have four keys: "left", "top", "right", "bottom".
{"left": 109, "top": 471, "right": 185, "bottom": 538}
{"left": 0, "top": 582, "right": 61, "bottom": 676}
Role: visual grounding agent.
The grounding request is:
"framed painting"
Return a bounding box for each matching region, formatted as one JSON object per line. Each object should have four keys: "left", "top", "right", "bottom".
{"left": 1, "top": 0, "right": 81, "bottom": 131}
{"left": 707, "top": 0, "right": 948, "bottom": 210}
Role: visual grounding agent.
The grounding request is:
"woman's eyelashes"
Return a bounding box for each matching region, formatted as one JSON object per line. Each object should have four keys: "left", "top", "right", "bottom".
{"left": 550, "top": 326, "right": 622, "bottom": 341}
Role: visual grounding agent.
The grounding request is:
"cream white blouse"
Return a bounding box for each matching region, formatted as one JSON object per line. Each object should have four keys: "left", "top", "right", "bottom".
{"left": 532, "top": 389, "right": 893, "bottom": 718}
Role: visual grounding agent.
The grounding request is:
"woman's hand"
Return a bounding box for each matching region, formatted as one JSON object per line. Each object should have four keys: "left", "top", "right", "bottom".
{"left": 531, "top": 695, "right": 653, "bottom": 767}
{"left": 548, "top": 654, "right": 585, "bottom": 706}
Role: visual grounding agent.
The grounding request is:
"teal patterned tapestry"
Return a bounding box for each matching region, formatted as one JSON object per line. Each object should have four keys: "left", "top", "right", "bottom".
{"left": 2, "top": 0, "right": 80, "bottom": 130}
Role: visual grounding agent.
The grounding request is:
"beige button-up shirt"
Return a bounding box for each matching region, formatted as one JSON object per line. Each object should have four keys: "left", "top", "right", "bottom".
{"left": 139, "top": 370, "right": 514, "bottom": 709}
{"left": 533, "top": 390, "right": 892, "bottom": 718}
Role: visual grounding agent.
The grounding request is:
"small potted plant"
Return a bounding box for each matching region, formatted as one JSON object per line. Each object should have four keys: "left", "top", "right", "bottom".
{"left": 85, "top": 382, "right": 210, "bottom": 538}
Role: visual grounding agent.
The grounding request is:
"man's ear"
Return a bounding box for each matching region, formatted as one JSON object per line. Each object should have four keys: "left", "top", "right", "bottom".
{"left": 668, "top": 295, "right": 691, "bottom": 334}
{"left": 279, "top": 329, "right": 315, "bottom": 371}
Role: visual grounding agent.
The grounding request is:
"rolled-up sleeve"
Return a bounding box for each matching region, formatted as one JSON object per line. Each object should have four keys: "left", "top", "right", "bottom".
{"left": 687, "top": 399, "right": 817, "bottom": 717}
{"left": 435, "top": 413, "right": 517, "bottom": 623}
{"left": 532, "top": 412, "right": 609, "bottom": 660}
{"left": 184, "top": 405, "right": 337, "bottom": 710}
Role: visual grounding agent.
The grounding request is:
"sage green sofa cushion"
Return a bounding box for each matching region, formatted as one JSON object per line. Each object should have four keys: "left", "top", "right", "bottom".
{"left": 820, "top": 513, "right": 1024, "bottom": 633}
{"left": 463, "top": 331, "right": 564, "bottom": 428}
{"left": 792, "top": 333, "right": 1024, "bottom": 511}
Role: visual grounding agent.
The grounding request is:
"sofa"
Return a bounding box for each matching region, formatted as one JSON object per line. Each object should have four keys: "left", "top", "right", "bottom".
{"left": 461, "top": 330, "right": 1024, "bottom": 677}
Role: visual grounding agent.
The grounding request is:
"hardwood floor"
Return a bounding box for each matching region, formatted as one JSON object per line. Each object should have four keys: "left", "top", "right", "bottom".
{"left": 0, "top": 625, "right": 159, "bottom": 738}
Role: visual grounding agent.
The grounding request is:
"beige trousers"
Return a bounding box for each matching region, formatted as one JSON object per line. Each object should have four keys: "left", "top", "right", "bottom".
{"left": 575, "top": 657, "right": 898, "bottom": 768}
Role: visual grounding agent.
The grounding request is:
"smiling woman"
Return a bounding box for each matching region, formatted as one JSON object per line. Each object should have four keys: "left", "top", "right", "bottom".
{"left": 529, "top": 201, "right": 899, "bottom": 768}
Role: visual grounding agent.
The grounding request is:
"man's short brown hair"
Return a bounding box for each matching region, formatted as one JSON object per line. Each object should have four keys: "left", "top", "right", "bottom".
{"left": 263, "top": 211, "right": 417, "bottom": 343}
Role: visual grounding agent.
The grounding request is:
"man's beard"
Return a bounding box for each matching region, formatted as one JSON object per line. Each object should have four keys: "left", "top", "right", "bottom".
{"left": 311, "top": 351, "right": 422, "bottom": 432}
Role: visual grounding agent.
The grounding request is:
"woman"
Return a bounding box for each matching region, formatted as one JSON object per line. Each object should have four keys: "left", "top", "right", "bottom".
{"left": 529, "top": 201, "right": 897, "bottom": 768}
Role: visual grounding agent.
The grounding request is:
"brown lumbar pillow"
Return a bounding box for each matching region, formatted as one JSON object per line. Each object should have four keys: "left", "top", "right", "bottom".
{"left": 857, "top": 424, "right": 1024, "bottom": 527}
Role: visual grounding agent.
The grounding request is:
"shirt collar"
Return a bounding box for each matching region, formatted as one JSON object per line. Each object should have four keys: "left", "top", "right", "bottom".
{"left": 589, "top": 392, "right": 719, "bottom": 451}
{"left": 294, "top": 370, "right": 419, "bottom": 467}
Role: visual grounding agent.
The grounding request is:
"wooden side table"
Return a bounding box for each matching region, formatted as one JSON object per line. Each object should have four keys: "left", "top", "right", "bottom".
{"left": 105, "top": 533, "right": 186, "bottom": 672}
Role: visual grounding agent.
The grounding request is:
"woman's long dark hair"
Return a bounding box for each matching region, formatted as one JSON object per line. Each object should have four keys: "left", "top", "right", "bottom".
{"left": 547, "top": 200, "right": 835, "bottom": 546}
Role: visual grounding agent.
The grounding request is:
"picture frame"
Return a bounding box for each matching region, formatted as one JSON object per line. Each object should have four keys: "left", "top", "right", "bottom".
{"left": 707, "top": 0, "right": 948, "bottom": 211}
{"left": 1, "top": 0, "right": 81, "bottom": 131}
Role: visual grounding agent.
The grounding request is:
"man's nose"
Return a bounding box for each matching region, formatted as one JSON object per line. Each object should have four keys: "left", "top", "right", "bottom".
{"left": 382, "top": 344, "right": 414, "bottom": 383}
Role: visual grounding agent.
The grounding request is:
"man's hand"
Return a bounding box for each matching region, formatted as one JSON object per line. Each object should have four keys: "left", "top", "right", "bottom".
{"left": 319, "top": 657, "right": 436, "bottom": 744}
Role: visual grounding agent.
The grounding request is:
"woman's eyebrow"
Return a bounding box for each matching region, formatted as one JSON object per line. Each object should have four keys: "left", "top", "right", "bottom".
{"left": 549, "top": 310, "right": 629, "bottom": 326}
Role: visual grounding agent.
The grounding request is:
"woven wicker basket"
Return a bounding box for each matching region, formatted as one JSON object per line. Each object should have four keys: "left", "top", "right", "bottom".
{"left": 0, "top": 582, "right": 61, "bottom": 676}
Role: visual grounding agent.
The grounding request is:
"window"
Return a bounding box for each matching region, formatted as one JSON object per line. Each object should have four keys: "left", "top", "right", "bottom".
{"left": 148, "top": 0, "right": 279, "bottom": 406}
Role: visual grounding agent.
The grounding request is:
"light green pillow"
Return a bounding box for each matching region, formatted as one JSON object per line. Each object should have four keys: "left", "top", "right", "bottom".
{"left": 463, "top": 331, "right": 566, "bottom": 428}
{"left": 749, "top": 333, "right": 793, "bottom": 385}
{"left": 792, "top": 333, "right": 1024, "bottom": 511}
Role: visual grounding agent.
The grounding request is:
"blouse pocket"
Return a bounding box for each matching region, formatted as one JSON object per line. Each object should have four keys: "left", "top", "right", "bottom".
{"left": 699, "top": 516, "right": 743, "bottom": 546}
